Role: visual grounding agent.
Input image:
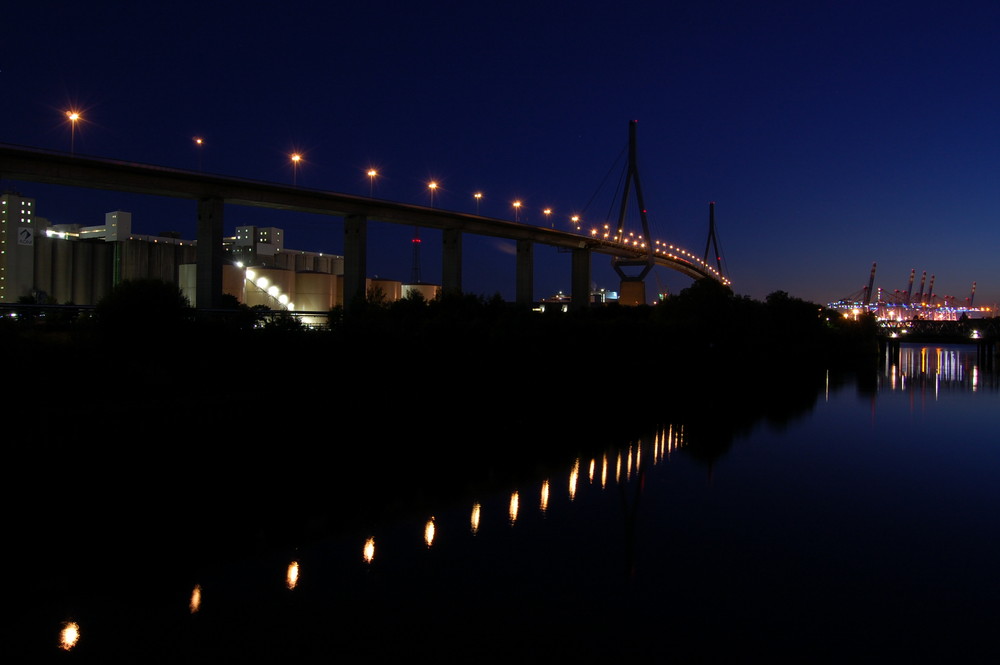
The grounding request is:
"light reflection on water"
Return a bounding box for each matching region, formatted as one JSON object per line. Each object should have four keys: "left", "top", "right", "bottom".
{"left": 33, "top": 344, "right": 999, "bottom": 663}
{"left": 883, "top": 342, "right": 998, "bottom": 393}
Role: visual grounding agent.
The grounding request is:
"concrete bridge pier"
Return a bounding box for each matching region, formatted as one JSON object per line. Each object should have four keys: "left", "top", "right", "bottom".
{"left": 618, "top": 279, "right": 646, "bottom": 306}
{"left": 516, "top": 239, "right": 533, "bottom": 307}
{"left": 571, "top": 247, "right": 592, "bottom": 309}
{"left": 196, "top": 197, "right": 224, "bottom": 309}
{"left": 344, "top": 214, "right": 367, "bottom": 310}
{"left": 442, "top": 228, "right": 462, "bottom": 294}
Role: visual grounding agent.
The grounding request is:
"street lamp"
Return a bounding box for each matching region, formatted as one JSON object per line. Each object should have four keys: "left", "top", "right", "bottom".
{"left": 513, "top": 200, "right": 521, "bottom": 222}
{"left": 66, "top": 111, "right": 81, "bottom": 155}
{"left": 571, "top": 215, "right": 580, "bottom": 231}
{"left": 474, "top": 192, "right": 482, "bottom": 214}
{"left": 193, "top": 137, "right": 204, "bottom": 171}
{"left": 367, "top": 169, "right": 378, "bottom": 197}
{"left": 428, "top": 181, "right": 438, "bottom": 207}
{"left": 543, "top": 208, "right": 552, "bottom": 227}
{"left": 290, "top": 153, "right": 302, "bottom": 185}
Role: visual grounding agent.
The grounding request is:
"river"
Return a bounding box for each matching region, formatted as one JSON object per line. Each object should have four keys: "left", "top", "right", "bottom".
{"left": 20, "top": 342, "right": 1000, "bottom": 663}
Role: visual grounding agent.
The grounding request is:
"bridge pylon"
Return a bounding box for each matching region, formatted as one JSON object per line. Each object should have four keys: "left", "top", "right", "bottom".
{"left": 612, "top": 120, "right": 656, "bottom": 304}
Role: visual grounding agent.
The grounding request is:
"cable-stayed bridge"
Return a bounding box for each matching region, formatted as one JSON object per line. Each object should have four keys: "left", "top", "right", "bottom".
{"left": 0, "top": 127, "right": 728, "bottom": 310}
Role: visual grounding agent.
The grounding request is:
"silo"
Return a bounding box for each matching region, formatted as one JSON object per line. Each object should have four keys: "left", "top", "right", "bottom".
{"left": 402, "top": 283, "right": 440, "bottom": 301}
{"left": 222, "top": 264, "right": 246, "bottom": 304}
{"left": 179, "top": 264, "right": 197, "bottom": 306}
{"left": 371, "top": 278, "right": 403, "bottom": 302}
{"left": 245, "top": 266, "right": 296, "bottom": 309}
{"left": 295, "top": 272, "right": 336, "bottom": 312}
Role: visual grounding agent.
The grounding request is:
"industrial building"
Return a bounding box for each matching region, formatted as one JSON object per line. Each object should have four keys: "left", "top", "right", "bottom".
{"left": 0, "top": 191, "right": 427, "bottom": 314}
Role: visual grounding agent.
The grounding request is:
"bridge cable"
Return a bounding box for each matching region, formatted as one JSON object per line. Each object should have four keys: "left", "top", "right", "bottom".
{"left": 579, "top": 144, "right": 627, "bottom": 223}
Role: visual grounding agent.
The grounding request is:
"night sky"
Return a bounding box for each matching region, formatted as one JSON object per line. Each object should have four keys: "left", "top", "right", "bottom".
{"left": 3, "top": 1, "right": 998, "bottom": 307}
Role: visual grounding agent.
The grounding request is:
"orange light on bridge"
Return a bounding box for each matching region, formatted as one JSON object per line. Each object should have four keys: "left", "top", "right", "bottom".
{"left": 65, "top": 110, "right": 82, "bottom": 155}
{"left": 193, "top": 137, "right": 205, "bottom": 170}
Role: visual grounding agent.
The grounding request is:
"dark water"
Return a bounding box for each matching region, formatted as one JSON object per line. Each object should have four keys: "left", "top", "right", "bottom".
{"left": 19, "top": 343, "right": 1000, "bottom": 664}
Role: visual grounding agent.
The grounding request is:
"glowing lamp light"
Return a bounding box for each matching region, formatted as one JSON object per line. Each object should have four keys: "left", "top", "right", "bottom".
{"left": 471, "top": 502, "right": 481, "bottom": 534}
{"left": 59, "top": 622, "right": 80, "bottom": 651}
{"left": 425, "top": 517, "right": 436, "bottom": 547}
{"left": 65, "top": 110, "right": 82, "bottom": 155}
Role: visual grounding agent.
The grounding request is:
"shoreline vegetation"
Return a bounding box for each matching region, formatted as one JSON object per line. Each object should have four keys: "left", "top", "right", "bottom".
{"left": 11, "top": 278, "right": 886, "bottom": 576}
{"left": 10, "top": 277, "right": 885, "bottom": 465}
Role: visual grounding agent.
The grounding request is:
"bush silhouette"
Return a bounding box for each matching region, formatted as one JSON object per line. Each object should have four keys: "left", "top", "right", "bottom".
{"left": 95, "top": 279, "right": 191, "bottom": 330}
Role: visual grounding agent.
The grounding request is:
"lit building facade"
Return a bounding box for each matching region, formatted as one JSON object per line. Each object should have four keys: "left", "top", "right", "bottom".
{"left": 0, "top": 191, "right": 37, "bottom": 302}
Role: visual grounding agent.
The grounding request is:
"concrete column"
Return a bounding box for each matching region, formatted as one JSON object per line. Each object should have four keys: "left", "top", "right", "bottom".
{"left": 344, "top": 214, "right": 367, "bottom": 310}
{"left": 516, "top": 239, "right": 533, "bottom": 306}
{"left": 571, "top": 247, "right": 591, "bottom": 309}
{"left": 197, "top": 197, "right": 224, "bottom": 309}
{"left": 442, "top": 228, "right": 462, "bottom": 294}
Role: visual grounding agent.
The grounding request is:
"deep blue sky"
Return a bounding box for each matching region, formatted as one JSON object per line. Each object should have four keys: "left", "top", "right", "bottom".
{"left": 3, "top": 1, "right": 998, "bottom": 307}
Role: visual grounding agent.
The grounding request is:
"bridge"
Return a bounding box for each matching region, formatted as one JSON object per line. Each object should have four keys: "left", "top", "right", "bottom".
{"left": 877, "top": 318, "right": 999, "bottom": 368}
{"left": 0, "top": 139, "right": 728, "bottom": 310}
